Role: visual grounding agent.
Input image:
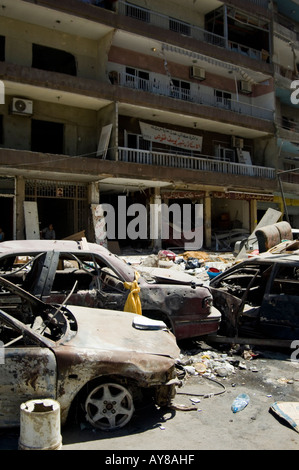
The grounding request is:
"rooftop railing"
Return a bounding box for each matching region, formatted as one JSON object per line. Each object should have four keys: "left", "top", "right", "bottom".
{"left": 118, "top": 1, "right": 269, "bottom": 62}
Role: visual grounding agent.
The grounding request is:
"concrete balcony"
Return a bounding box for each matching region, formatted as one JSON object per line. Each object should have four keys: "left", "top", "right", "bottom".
{"left": 117, "top": 71, "right": 274, "bottom": 122}
{"left": 119, "top": 147, "right": 276, "bottom": 178}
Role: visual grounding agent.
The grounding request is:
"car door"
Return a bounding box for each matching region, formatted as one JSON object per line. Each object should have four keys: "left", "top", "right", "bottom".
{"left": 49, "top": 252, "right": 128, "bottom": 310}
{"left": 259, "top": 263, "right": 299, "bottom": 339}
{"left": 0, "top": 319, "right": 57, "bottom": 427}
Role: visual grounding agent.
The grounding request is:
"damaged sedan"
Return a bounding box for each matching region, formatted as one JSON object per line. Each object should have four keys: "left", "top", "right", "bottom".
{"left": 0, "top": 240, "right": 221, "bottom": 340}
{"left": 0, "top": 277, "right": 180, "bottom": 430}
{"left": 209, "top": 253, "right": 299, "bottom": 340}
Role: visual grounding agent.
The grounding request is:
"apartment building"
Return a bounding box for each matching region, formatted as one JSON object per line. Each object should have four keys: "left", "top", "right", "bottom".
{"left": 0, "top": 0, "right": 298, "bottom": 249}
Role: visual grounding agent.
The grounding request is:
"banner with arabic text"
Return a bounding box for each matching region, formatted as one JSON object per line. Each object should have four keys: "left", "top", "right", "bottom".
{"left": 140, "top": 122, "right": 202, "bottom": 152}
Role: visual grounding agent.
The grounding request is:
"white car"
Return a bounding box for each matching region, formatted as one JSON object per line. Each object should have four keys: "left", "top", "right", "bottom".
{"left": 0, "top": 277, "right": 180, "bottom": 430}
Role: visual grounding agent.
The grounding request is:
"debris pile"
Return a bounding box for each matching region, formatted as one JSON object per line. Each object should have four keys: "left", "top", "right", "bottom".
{"left": 135, "top": 249, "right": 235, "bottom": 282}
{"left": 177, "top": 344, "right": 252, "bottom": 379}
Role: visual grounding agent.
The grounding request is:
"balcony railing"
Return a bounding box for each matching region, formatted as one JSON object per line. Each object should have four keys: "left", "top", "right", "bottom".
{"left": 117, "top": 71, "right": 274, "bottom": 121}
{"left": 118, "top": 1, "right": 226, "bottom": 48}
{"left": 118, "top": 147, "right": 276, "bottom": 179}
{"left": 277, "top": 117, "right": 299, "bottom": 134}
{"left": 118, "top": 1, "right": 269, "bottom": 62}
{"left": 273, "top": 63, "right": 297, "bottom": 82}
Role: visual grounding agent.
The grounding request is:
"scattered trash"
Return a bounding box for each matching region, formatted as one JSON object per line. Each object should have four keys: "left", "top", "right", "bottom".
{"left": 277, "top": 377, "right": 294, "bottom": 385}
{"left": 158, "top": 250, "right": 176, "bottom": 261}
{"left": 179, "top": 348, "right": 241, "bottom": 379}
{"left": 207, "top": 267, "right": 222, "bottom": 279}
{"left": 270, "top": 402, "right": 299, "bottom": 433}
{"left": 194, "top": 362, "right": 207, "bottom": 375}
{"left": 190, "top": 398, "right": 201, "bottom": 404}
{"left": 231, "top": 393, "right": 250, "bottom": 413}
{"left": 185, "top": 258, "right": 202, "bottom": 270}
{"left": 170, "top": 403, "right": 197, "bottom": 411}
{"left": 183, "top": 365, "right": 197, "bottom": 375}
{"left": 242, "top": 349, "right": 259, "bottom": 360}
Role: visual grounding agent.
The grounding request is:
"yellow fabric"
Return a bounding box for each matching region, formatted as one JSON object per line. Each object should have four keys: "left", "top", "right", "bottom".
{"left": 124, "top": 271, "right": 142, "bottom": 315}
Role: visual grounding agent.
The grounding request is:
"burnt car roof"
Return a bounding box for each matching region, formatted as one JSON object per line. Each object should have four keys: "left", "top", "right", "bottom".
{"left": 0, "top": 239, "right": 136, "bottom": 281}
{"left": 213, "top": 251, "right": 299, "bottom": 273}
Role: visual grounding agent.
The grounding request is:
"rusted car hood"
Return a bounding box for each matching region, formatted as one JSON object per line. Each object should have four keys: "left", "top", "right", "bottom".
{"left": 62, "top": 305, "right": 180, "bottom": 359}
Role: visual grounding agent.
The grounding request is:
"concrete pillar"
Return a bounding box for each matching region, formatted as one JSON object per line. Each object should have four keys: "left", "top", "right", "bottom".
{"left": 150, "top": 188, "right": 162, "bottom": 252}
{"left": 15, "top": 176, "right": 25, "bottom": 240}
{"left": 249, "top": 199, "right": 257, "bottom": 233}
{"left": 88, "top": 182, "right": 100, "bottom": 242}
{"left": 204, "top": 192, "right": 212, "bottom": 249}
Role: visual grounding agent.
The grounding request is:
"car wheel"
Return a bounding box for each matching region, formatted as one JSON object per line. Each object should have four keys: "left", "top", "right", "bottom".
{"left": 84, "top": 382, "right": 134, "bottom": 430}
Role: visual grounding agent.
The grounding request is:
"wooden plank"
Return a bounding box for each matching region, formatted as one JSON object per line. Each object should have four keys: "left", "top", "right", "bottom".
{"left": 96, "top": 124, "right": 112, "bottom": 159}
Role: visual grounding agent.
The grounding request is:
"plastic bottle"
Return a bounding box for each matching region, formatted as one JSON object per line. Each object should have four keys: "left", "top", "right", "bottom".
{"left": 231, "top": 393, "right": 250, "bottom": 413}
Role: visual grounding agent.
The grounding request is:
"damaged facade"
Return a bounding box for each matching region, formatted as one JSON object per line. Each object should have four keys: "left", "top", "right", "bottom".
{"left": 0, "top": 0, "right": 298, "bottom": 248}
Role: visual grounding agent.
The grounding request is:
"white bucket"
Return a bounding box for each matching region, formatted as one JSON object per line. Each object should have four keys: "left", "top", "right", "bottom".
{"left": 19, "top": 399, "right": 62, "bottom": 450}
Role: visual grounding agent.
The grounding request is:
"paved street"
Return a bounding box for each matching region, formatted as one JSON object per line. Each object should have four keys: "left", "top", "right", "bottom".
{"left": 1, "top": 343, "right": 299, "bottom": 452}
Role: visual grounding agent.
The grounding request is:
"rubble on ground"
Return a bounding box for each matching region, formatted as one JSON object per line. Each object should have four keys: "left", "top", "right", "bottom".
{"left": 177, "top": 342, "right": 254, "bottom": 380}
{"left": 123, "top": 249, "right": 235, "bottom": 284}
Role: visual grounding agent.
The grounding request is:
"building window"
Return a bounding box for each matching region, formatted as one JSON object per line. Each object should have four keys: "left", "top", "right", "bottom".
{"left": 215, "top": 145, "right": 236, "bottom": 162}
{"left": 32, "top": 44, "right": 77, "bottom": 76}
{"left": 125, "top": 67, "right": 150, "bottom": 91}
{"left": 31, "top": 120, "right": 64, "bottom": 154}
{"left": 125, "top": 132, "right": 151, "bottom": 151}
{"left": 0, "top": 36, "right": 5, "bottom": 61}
{"left": 214, "top": 90, "right": 231, "bottom": 109}
{"left": 171, "top": 79, "right": 191, "bottom": 101}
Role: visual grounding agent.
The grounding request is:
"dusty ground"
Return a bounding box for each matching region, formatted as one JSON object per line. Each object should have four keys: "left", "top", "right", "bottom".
{"left": 1, "top": 341, "right": 299, "bottom": 452}
{"left": 62, "top": 342, "right": 299, "bottom": 451}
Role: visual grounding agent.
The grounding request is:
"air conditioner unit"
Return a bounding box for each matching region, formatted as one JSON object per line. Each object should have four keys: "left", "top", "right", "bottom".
{"left": 239, "top": 80, "right": 252, "bottom": 94}
{"left": 12, "top": 98, "right": 33, "bottom": 115}
{"left": 232, "top": 136, "right": 244, "bottom": 148}
{"left": 190, "top": 66, "right": 205, "bottom": 80}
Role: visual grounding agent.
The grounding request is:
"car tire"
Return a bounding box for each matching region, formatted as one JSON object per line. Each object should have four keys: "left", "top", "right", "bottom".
{"left": 84, "top": 382, "right": 134, "bottom": 430}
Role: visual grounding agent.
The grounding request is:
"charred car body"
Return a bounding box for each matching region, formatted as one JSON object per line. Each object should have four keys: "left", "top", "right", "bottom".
{"left": 209, "top": 253, "right": 299, "bottom": 340}
{"left": 0, "top": 240, "right": 221, "bottom": 340}
{"left": 0, "top": 277, "right": 180, "bottom": 430}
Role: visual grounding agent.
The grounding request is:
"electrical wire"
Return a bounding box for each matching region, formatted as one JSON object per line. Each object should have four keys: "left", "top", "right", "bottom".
{"left": 175, "top": 364, "right": 227, "bottom": 397}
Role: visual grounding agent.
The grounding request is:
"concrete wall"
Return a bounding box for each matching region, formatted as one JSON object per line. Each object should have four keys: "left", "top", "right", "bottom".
{"left": 0, "top": 16, "right": 99, "bottom": 79}
{"left": 1, "top": 99, "right": 98, "bottom": 157}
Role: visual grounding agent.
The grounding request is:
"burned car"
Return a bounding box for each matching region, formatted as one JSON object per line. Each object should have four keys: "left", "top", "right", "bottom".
{"left": 0, "top": 240, "right": 221, "bottom": 340}
{"left": 209, "top": 253, "right": 299, "bottom": 340}
{"left": 0, "top": 276, "right": 180, "bottom": 430}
